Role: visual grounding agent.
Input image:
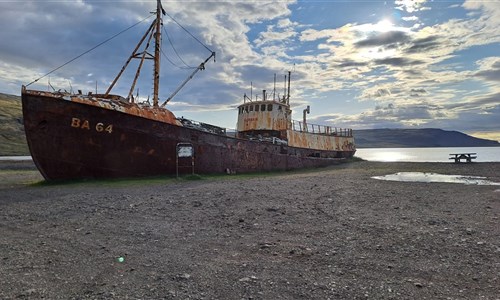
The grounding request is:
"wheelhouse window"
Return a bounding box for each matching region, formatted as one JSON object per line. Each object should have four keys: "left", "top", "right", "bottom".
{"left": 261, "top": 104, "right": 266, "bottom": 111}
{"left": 250, "top": 105, "right": 254, "bottom": 112}
{"left": 267, "top": 104, "right": 273, "bottom": 111}
{"left": 255, "top": 105, "right": 259, "bottom": 111}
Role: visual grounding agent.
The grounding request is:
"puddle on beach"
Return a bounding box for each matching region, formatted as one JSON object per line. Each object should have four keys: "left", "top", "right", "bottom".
{"left": 372, "top": 172, "right": 500, "bottom": 186}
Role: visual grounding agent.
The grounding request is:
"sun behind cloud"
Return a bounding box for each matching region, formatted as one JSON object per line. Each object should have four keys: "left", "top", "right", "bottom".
{"left": 374, "top": 19, "right": 394, "bottom": 32}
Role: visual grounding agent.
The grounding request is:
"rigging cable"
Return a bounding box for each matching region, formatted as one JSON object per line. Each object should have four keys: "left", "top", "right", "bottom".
{"left": 160, "top": 47, "right": 192, "bottom": 70}
{"left": 163, "top": 11, "right": 213, "bottom": 54}
{"left": 25, "top": 14, "right": 154, "bottom": 87}
{"left": 162, "top": 26, "right": 194, "bottom": 69}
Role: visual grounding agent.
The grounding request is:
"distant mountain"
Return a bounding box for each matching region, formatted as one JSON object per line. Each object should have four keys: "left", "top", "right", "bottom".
{"left": 0, "top": 93, "right": 28, "bottom": 155}
{"left": 355, "top": 128, "right": 499, "bottom": 148}
{"left": 0, "top": 92, "right": 498, "bottom": 155}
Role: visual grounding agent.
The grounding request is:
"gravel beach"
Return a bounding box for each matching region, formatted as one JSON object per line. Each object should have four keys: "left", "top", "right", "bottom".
{"left": 0, "top": 160, "right": 499, "bottom": 299}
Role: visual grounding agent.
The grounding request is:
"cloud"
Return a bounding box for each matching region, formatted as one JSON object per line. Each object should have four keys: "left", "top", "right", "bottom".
{"left": 463, "top": 0, "right": 500, "bottom": 26}
{"left": 299, "top": 28, "right": 338, "bottom": 43}
{"left": 404, "top": 35, "right": 441, "bottom": 53}
{"left": 395, "top": 0, "right": 430, "bottom": 13}
{"left": 407, "top": 88, "right": 428, "bottom": 99}
{"left": 402, "top": 16, "right": 419, "bottom": 22}
{"left": 337, "top": 60, "right": 368, "bottom": 68}
{"left": 312, "top": 95, "right": 498, "bottom": 133}
{"left": 311, "top": 102, "right": 446, "bottom": 129}
{"left": 373, "top": 57, "right": 424, "bottom": 67}
{"left": 354, "top": 31, "right": 411, "bottom": 48}
{"left": 254, "top": 25, "right": 298, "bottom": 48}
{"left": 474, "top": 57, "right": 500, "bottom": 82}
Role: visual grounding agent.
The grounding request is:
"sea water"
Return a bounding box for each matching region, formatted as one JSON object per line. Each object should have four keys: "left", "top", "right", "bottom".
{"left": 1, "top": 147, "right": 499, "bottom": 162}
{"left": 0, "top": 156, "right": 32, "bottom": 161}
{"left": 355, "top": 147, "right": 500, "bottom": 163}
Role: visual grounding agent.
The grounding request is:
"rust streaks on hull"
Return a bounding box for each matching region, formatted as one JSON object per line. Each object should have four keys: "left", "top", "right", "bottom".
{"left": 24, "top": 90, "right": 179, "bottom": 125}
{"left": 287, "top": 130, "right": 355, "bottom": 152}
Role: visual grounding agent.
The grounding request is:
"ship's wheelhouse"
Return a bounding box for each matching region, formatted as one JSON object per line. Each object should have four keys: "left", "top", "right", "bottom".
{"left": 236, "top": 100, "right": 291, "bottom": 139}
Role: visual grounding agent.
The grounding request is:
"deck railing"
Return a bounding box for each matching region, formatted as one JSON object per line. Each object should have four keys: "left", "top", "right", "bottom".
{"left": 291, "top": 120, "right": 352, "bottom": 137}
{"left": 178, "top": 117, "right": 353, "bottom": 138}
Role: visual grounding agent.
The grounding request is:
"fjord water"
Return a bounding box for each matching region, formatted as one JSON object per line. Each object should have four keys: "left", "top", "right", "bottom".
{"left": 0, "top": 156, "right": 32, "bottom": 161}
{"left": 355, "top": 147, "right": 500, "bottom": 162}
{"left": 1, "top": 147, "right": 499, "bottom": 162}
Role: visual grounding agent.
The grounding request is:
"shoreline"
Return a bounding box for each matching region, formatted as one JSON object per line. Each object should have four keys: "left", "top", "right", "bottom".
{"left": 0, "top": 160, "right": 499, "bottom": 189}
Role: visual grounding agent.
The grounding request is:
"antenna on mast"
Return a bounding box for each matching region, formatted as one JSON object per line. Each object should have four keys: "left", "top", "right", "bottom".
{"left": 287, "top": 70, "right": 291, "bottom": 105}
{"left": 283, "top": 74, "right": 287, "bottom": 102}
{"left": 273, "top": 73, "right": 276, "bottom": 101}
{"left": 250, "top": 82, "right": 253, "bottom": 102}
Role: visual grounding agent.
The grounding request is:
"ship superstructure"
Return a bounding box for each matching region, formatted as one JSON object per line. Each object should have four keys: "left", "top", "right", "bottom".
{"left": 236, "top": 73, "right": 355, "bottom": 159}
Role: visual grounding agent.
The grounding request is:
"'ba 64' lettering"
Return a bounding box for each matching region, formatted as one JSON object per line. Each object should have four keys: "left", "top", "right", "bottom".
{"left": 71, "top": 117, "right": 113, "bottom": 133}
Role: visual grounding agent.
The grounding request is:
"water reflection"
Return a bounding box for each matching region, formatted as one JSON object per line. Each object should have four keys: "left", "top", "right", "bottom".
{"left": 372, "top": 172, "right": 500, "bottom": 186}
{"left": 355, "top": 147, "right": 500, "bottom": 162}
{"left": 366, "top": 150, "right": 413, "bottom": 162}
{"left": 0, "top": 156, "right": 32, "bottom": 161}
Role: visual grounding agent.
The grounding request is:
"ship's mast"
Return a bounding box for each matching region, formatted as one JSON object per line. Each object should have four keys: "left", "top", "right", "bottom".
{"left": 153, "top": 0, "right": 163, "bottom": 107}
{"left": 104, "top": 1, "right": 163, "bottom": 103}
{"left": 105, "top": 0, "right": 214, "bottom": 106}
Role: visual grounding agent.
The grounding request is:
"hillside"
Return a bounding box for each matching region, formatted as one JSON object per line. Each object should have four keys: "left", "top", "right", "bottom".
{"left": 354, "top": 128, "right": 499, "bottom": 148}
{"left": 0, "top": 93, "right": 29, "bottom": 155}
{"left": 0, "top": 92, "right": 498, "bottom": 156}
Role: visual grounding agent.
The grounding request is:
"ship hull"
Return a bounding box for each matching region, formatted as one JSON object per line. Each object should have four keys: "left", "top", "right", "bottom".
{"left": 22, "top": 92, "right": 355, "bottom": 180}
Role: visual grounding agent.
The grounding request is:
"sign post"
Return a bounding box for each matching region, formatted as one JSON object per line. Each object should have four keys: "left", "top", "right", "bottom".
{"left": 176, "top": 143, "right": 194, "bottom": 178}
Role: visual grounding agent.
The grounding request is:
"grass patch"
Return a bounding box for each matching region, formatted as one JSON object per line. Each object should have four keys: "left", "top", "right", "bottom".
{"left": 31, "top": 172, "right": 214, "bottom": 188}
{"left": 3, "top": 157, "right": 363, "bottom": 189}
{"left": 350, "top": 156, "right": 365, "bottom": 162}
{"left": 33, "top": 175, "right": 178, "bottom": 188}
{"left": 0, "top": 93, "right": 30, "bottom": 156}
{"left": 180, "top": 174, "right": 203, "bottom": 180}
{"left": 0, "top": 169, "right": 44, "bottom": 188}
{"left": 31, "top": 167, "right": 324, "bottom": 187}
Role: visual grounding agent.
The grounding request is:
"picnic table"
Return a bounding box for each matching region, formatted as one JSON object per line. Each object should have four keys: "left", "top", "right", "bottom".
{"left": 449, "top": 153, "right": 477, "bottom": 163}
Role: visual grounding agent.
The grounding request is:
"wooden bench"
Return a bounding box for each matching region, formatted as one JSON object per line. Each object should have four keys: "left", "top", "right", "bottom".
{"left": 449, "top": 153, "right": 477, "bottom": 163}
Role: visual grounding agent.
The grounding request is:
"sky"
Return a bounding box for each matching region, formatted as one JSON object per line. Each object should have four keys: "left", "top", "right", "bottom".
{"left": 0, "top": 0, "right": 499, "bottom": 141}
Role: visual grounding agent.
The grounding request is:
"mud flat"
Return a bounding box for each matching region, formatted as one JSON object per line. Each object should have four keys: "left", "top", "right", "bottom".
{"left": 0, "top": 161, "right": 499, "bottom": 299}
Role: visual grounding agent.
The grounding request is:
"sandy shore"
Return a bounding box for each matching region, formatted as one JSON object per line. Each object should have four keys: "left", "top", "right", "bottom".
{"left": 0, "top": 161, "right": 499, "bottom": 299}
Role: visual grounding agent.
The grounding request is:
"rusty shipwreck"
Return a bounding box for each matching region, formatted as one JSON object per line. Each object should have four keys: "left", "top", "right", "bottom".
{"left": 21, "top": 0, "right": 355, "bottom": 180}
